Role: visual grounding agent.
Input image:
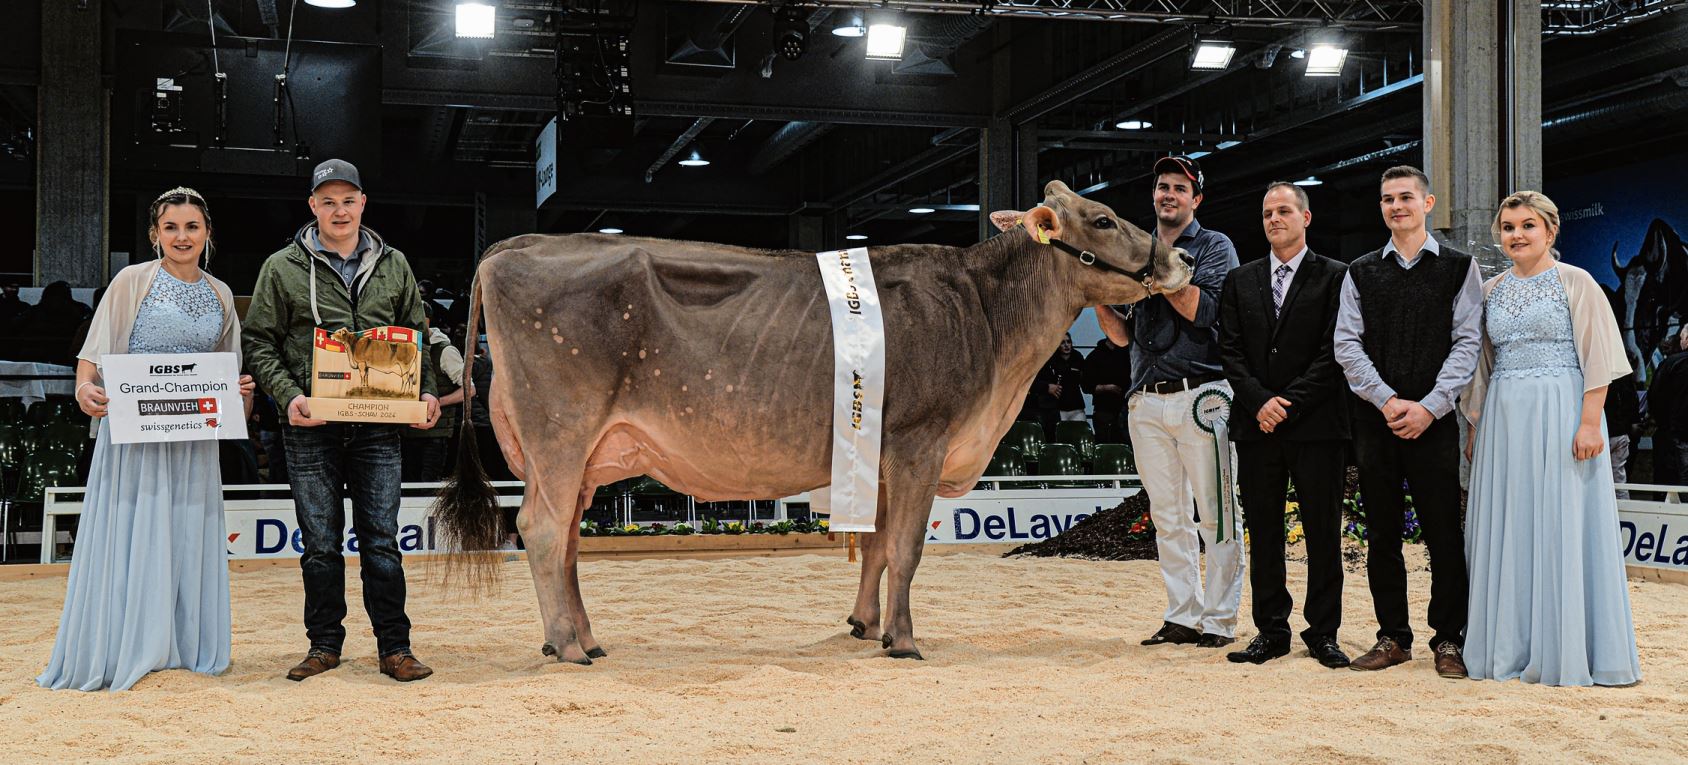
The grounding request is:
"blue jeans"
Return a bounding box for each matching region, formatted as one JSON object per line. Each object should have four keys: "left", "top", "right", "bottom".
{"left": 284, "top": 423, "right": 412, "bottom": 657}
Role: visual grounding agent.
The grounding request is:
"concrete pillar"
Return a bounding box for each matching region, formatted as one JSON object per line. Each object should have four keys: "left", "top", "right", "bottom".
{"left": 1424, "top": 0, "right": 1542, "bottom": 278}
{"left": 36, "top": 0, "right": 107, "bottom": 287}
{"left": 788, "top": 214, "right": 824, "bottom": 251}
{"left": 1015, "top": 124, "right": 1040, "bottom": 209}
{"left": 980, "top": 118, "right": 1015, "bottom": 238}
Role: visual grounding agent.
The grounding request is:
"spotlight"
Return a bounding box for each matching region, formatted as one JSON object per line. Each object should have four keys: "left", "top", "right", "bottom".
{"left": 599, "top": 227, "right": 624, "bottom": 234}
{"left": 832, "top": 11, "right": 866, "bottom": 38}
{"left": 677, "top": 150, "right": 710, "bottom": 168}
{"left": 1293, "top": 176, "right": 1324, "bottom": 186}
{"left": 1114, "top": 120, "right": 1153, "bottom": 130}
{"left": 845, "top": 234, "right": 868, "bottom": 241}
{"left": 774, "top": 7, "right": 808, "bottom": 61}
{"left": 1189, "top": 40, "right": 1236, "bottom": 70}
{"left": 1304, "top": 45, "right": 1347, "bottom": 76}
{"left": 866, "top": 24, "right": 906, "bottom": 60}
{"left": 908, "top": 206, "right": 935, "bottom": 214}
{"left": 1289, "top": 49, "right": 1307, "bottom": 59}
{"left": 455, "top": 2, "right": 496, "bottom": 39}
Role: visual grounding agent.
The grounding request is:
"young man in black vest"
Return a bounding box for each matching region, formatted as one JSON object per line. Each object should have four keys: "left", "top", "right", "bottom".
{"left": 1218, "top": 182, "right": 1351, "bottom": 668}
{"left": 1333, "top": 165, "right": 1483, "bottom": 678}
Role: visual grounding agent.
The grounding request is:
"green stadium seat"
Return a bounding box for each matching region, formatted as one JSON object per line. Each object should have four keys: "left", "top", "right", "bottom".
{"left": 987, "top": 445, "right": 1027, "bottom": 477}
{"left": 1053, "top": 420, "right": 1097, "bottom": 463}
{"left": 1002, "top": 420, "right": 1046, "bottom": 462}
{"left": 1092, "top": 443, "right": 1136, "bottom": 476}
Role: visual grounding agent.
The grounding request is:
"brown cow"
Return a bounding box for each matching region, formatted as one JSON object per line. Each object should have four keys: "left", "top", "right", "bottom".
{"left": 433, "top": 181, "right": 1191, "bottom": 664}
{"left": 330, "top": 327, "right": 420, "bottom": 396}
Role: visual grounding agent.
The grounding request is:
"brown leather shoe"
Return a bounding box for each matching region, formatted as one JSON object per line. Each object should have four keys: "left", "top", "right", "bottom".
{"left": 1348, "top": 637, "right": 1411, "bottom": 671}
{"left": 286, "top": 648, "right": 341, "bottom": 681}
{"left": 1434, "top": 642, "right": 1468, "bottom": 679}
{"left": 380, "top": 651, "right": 434, "bottom": 682}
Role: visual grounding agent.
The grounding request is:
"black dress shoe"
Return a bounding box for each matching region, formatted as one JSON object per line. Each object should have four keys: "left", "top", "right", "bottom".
{"left": 1140, "top": 622, "right": 1202, "bottom": 646}
{"left": 1308, "top": 637, "right": 1351, "bottom": 669}
{"left": 1196, "top": 633, "right": 1236, "bottom": 648}
{"left": 1226, "top": 636, "right": 1290, "bottom": 664}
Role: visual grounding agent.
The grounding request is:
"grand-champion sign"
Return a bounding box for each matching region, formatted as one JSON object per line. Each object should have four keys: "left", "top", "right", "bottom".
{"left": 101, "top": 352, "right": 247, "bottom": 444}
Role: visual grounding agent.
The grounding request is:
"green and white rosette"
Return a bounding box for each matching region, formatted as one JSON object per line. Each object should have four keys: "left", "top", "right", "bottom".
{"left": 1191, "top": 388, "right": 1239, "bottom": 543}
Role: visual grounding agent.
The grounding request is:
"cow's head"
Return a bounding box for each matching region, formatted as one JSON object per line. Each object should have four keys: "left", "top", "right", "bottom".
{"left": 992, "top": 180, "right": 1193, "bottom": 305}
{"left": 329, "top": 328, "right": 356, "bottom": 348}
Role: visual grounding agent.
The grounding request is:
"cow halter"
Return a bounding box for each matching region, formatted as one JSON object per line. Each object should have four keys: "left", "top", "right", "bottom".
{"left": 1040, "top": 228, "right": 1164, "bottom": 288}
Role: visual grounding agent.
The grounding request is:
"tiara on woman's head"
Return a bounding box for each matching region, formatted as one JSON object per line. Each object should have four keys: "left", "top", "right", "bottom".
{"left": 154, "top": 186, "right": 206, "bottom": 204}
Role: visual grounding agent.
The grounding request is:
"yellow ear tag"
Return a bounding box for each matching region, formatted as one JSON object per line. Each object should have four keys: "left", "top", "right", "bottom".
{"left": 1036, "top": 226, "right": 1052, "bottom": 245}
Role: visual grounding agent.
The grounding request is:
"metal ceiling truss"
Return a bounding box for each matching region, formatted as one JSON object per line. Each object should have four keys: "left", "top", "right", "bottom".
{"left": 1541, "top": 0, "right": 1688, "bottom": 36}
{"left": 680, "top": 0, "right": 1423, "bottom": 30}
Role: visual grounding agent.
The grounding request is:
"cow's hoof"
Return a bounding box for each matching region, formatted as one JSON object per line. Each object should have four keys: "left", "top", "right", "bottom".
{"left": 847, "top": 617, "right": 872, "bottom": 640}
{"left": 888, "top": 649, "right": 925, "bottom": 661}
{"left": 585, "top": 647, "right": 607, "bottom": 659}
{"left": 881, "top": 634, "right": 893, "bottom": 649}
{"left": 541, "top": 642, "right": 557, "bottom": 658}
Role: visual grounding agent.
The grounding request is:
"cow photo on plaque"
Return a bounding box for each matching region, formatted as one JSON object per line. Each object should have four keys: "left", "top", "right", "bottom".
{"left": 304, "top": 325, "right": 429, "bottom": 423}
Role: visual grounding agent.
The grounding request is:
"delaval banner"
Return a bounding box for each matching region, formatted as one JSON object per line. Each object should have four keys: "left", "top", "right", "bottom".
{"left": 1617, "top": 499, "right": 1688, "bottom": 573}
{"left": 227, "top": 506, "right": 443, "bottom": 558}
{"left": 923, "top": 489, "right": 1142, "bottom": 544}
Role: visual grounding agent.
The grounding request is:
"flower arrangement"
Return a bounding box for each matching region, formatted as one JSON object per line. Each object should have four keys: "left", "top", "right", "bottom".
{"left": 1342, "top": 483, "right": 1427, "bottom": 544}
{"left": 576, "top": 517, "right": 832, "bottom": 537}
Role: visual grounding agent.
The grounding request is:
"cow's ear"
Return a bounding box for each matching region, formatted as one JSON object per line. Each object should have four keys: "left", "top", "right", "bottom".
{"left": 989, "top": 209, "right": 1026, "bottom": 233}
{"left": 1023, "top": 205, "right": 1060, "bottom": 244}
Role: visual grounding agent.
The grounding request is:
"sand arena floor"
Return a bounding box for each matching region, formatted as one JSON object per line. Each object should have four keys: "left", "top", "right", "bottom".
{"left": 3, "top": 548, "right": 1686, "bottom": 764}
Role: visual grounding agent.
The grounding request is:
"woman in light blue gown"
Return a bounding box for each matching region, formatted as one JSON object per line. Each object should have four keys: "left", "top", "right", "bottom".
{"left": 37, "top": 188, "right": 254, "bottom": 691}
{"left": 1462, "top": 191, "right": 1640, "bottom": 687}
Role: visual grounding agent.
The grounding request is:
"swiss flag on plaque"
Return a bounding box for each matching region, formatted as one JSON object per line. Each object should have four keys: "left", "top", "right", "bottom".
{"left": 197, "top": 398, "right": 219, "bottom": 414}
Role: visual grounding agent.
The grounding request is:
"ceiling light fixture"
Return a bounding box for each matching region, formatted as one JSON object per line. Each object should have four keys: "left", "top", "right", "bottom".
{"left": 1189, "top": 39, "right": 1236, "bottom": 70}
{"left": 831, "top": 11, "right": 867, "bottom": 38}
{"left": 599, "top": 227, "right": 624, "bottom": 234}
{"left": 1304, "top": 45, "right": 1348, "bottom": 76}
{"left": 1114, "top": 120, "right": 1153, "bottom": 130}
{"left": 455, "top": 2, "right": 496, "bottom": 39}
{"left": 865, "top": 23, "right": 907, "bottom": 60}
{"left": 1293, "top": 176, "right": 1324, "bottom": 186}
{"left": 908, "top": 206, "right": 935, "bottom": 214}
{"left": 774, "top": 6, "right": 809, "bottom": 61}
{"left": 677, "top": 150, "right": 710, "bottom": 168}
{"left": 845, "top": 234, "right": 869, "bottom": 241}
{"left": 305, "top": 0, "right": 356, "bottom": 8}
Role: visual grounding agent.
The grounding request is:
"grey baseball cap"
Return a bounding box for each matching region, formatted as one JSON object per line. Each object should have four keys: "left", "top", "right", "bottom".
{"left": 310, "top": 159, "right": 362, "bottom": 193}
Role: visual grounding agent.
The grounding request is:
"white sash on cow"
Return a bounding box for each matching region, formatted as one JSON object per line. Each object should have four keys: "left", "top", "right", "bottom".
{"left": 809, "top": 247, "right": 885, "bottom": 533}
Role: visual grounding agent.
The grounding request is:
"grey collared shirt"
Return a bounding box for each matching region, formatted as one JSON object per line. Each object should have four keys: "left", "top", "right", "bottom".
{"left": 309, "top": 228, "right": 374, "bottom": 289}
{"left": 1332, "top": 234, "right": 1484, "bottom": 418}
{"left": 1117, "top": 218, "right": 1239, "bottom": 392}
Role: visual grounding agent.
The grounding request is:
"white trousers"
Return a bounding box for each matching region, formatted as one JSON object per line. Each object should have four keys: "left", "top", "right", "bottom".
{"left": 1127, "top": 380, "right": 1246, "bottom": 637}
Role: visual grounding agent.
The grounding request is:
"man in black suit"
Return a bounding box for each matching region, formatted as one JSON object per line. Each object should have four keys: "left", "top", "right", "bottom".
{"left": 1217, "top": 182, "right": 1352, "bottom": 668}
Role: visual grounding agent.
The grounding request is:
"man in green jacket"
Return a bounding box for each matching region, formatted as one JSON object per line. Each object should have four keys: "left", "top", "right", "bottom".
{"left": 243, "top": 159, "right": 440, "bottom": 683}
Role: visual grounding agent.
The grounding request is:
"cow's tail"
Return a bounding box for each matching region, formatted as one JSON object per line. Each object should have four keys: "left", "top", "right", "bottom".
{"left": 430, "top": 267, "right": 505, "bottom": 592}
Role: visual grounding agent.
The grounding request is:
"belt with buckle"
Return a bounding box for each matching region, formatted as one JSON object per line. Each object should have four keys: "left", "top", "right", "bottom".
{"left": 1138, "top": 373, "right": 1223, "bottom": 396}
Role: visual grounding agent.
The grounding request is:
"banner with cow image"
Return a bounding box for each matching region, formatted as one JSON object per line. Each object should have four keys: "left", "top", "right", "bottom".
{"left": 102, "top": 352, "right": 248, "bottom": 444}
{"left": 1547, "top": 154, "right": 1688, "bottom": 385}
{"left": 306, "top": 325, "right": 429, "bottom": 423}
